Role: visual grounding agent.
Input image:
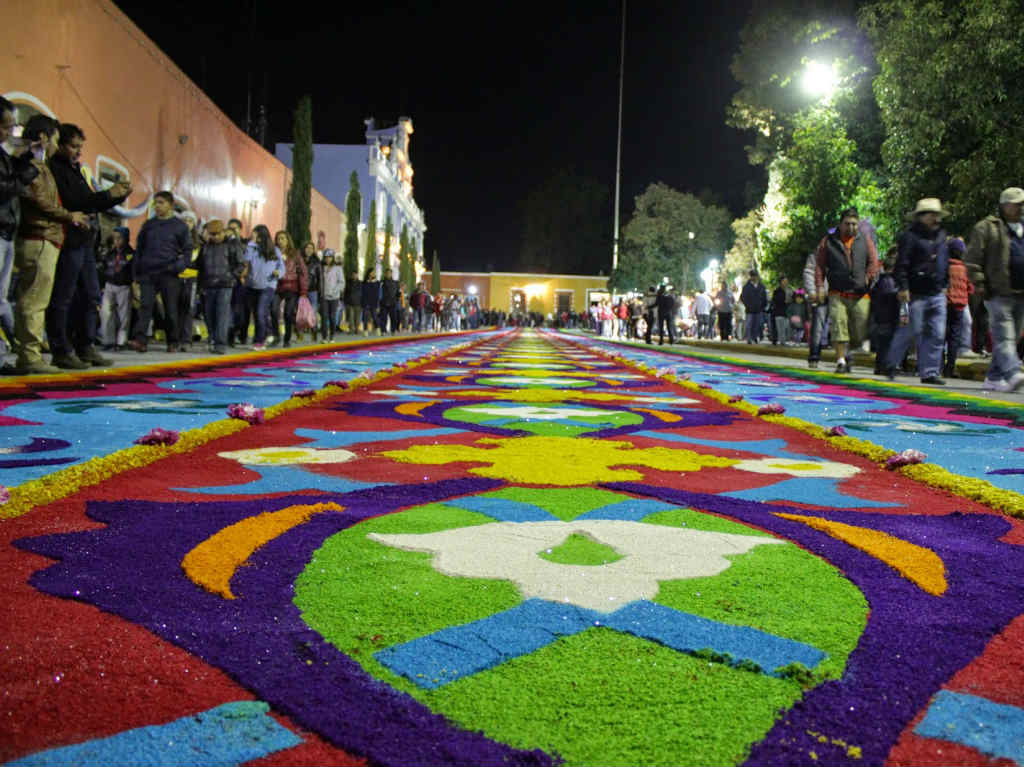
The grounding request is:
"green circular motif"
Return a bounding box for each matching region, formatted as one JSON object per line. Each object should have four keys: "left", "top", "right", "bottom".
{"left": 443, "top": 403, "right": 643, "bottom": 436}
{"left": 476, "top": 375, "right": 593, "bottom": 388}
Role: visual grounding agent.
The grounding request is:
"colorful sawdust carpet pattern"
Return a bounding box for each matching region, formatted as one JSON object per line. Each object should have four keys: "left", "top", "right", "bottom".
{"left": 2, "top": 329, "right": 1024, "bottom": 766}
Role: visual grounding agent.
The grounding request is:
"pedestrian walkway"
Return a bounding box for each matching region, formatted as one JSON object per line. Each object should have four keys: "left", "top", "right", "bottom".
{"left": 1, "top": 328, "right": 1022, "bottom": 766}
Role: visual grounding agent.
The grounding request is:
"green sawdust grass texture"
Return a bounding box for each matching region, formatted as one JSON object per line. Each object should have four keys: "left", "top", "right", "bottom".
{"left": 295, "top": 502, "right": 868, "bottom": 766}
{"left": 538, "top": 532, "right": 623, "bottom": 565}
{"left": 645, "top": 508, "right": 868, "bottom": 683}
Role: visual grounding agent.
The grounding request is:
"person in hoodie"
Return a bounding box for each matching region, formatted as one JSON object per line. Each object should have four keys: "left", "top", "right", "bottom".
{"left": 943, "top": 237, "right": 972, "bottom": 378}
{"left": 302, "top": 241, "right": 322, "bottom": 343}
{"left": 196, "top": 219, "right": 246, "bottom": 354}
{"left": 882, "top": 198, "right": 951, "bottom": 385}
{"left": 343, "top": 267, "right": 361, "bottom": 333}
{"left": 130, "top": 191, "right": 191, "bottom": 352}
{"left": 870, "top": 247, "right": 900, "bottom": 376}
{"left": 379, "top": 267, "right": 401, "bottom": 333}
{"left": 242, "top": 224, "right": 284, "bottom": 350}
{"left": 320, "top": 250, "right": 343, "bottom": 341}
{"left": 98, "top": 227, "right": 133, "bottom": 350}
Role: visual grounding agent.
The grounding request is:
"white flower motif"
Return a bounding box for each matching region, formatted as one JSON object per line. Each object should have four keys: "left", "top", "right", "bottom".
{"left": 732, "top": 457, "right": 860, "bottom": 478}
{"left": 457, "top": 405, "right": 621, "bottom": 420}
{"left": 217, "top": 446, "right": 357, "bottom": 465}
{"left": 369, "top": 520, "right": 783, "bottom": 612}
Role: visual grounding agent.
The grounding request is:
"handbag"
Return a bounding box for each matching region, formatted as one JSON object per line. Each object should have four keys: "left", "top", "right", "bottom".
{"left": 295, "top": 295, "right": 317, "bottom": 332}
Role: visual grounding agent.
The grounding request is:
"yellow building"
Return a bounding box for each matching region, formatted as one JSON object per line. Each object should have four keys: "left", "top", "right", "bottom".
{"left": 439, "top": 272, "right": 610, "bottom": 317}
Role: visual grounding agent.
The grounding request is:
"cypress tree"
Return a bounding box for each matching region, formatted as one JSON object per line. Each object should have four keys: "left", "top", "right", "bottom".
{"left": 401, "top": 224, "right": 416, "bottom": 295}
{"left": 431, "top": 250, "right": 441, "bottom": 294}
{"left": 382, "top": 214, "right": 393, "bottom": 274}
{"left": 285, "top": 95, "right": 313, "bottom": 249}
{"left": 343, "top": 171, "right": 361, "bottom": 278}
{"left": 397, "top": 225, "right": 409, "bottom": 290}
{"left": 363, "top": 199, "right": 377, "bottom": 277}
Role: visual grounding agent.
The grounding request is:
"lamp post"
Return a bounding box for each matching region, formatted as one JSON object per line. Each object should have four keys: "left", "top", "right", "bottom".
{"left": 802, "top": 60, "right": 838, "bottom": 101}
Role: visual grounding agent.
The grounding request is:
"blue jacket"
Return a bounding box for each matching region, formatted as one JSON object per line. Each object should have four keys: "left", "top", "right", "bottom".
{"left": 245, "top": 242, "right": 285, "bottom": 290}
{"left": 134, "top": 216, "right": 191, "bottom": 277}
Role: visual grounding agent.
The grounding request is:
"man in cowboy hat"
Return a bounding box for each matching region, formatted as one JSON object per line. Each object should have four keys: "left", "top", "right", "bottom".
{"left": 966, "top": 187, "right": 1024, "bottom": 392}
{"left": 882, "top": 198, "right": 950, "bottom": 384}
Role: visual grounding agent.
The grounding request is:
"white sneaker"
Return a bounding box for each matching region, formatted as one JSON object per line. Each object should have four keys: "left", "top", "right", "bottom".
{"left": 982, "top": 378, "right": 1012, "bottom": 392}
{"left": 1009, "top": 371, "right": 1024, "bottom": 391}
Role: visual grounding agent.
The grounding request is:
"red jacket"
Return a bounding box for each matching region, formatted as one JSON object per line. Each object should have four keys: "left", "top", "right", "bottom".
{"left": 276, "top": 252, "right": 308, "bottom": 296}
{"left": 947, "top": 257, "right": 973, "bottom": 309}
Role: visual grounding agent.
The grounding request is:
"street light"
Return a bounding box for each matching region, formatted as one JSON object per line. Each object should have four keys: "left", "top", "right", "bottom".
{"left": 802, "top": 60, "right": 838, "bottom": 100}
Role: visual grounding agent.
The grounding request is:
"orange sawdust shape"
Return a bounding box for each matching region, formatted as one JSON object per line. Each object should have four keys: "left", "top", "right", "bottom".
{"left": 776, "top": 513, "right": 947, "bottom": 596}
{"left": 182, "top": 502, "right": 344, "bottom": 599}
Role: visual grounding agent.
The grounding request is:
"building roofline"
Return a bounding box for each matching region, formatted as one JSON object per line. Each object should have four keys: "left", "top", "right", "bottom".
{"left": 441, "top": 271, "right": 608, "bottom": 280}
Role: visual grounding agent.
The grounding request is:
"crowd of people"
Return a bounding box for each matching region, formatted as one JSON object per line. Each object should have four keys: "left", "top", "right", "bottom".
{"left": 0, "top": 98, "right": 510, "bottom": 374}
{"left": 595, "top": 194, "right": 1024, "bottom": 392}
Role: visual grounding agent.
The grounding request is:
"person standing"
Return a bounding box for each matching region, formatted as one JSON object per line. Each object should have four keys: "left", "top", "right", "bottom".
{"left": 642, "top": 285, "right": 658, "bottom": 344}
{"left": 803, "top": 251, "right": 829, "bottom": 368}
{"left": 273, "top": 230, "right": 307, "bottom": 348}
{"left": 814, "top": 208, "right": 880, "bottom": 373}
{"left": 966, "top": 187, "right": 1024, "bottom": 392}
{"left": 98, "top": 227, "right": 133, "bottom": 350}
{"left": 693, "top": 289, "right": 713, "bottom": 339}
{"left": 656, "top": 284, "right": 677, "bottom": 345}
{"left": 714, "top": 281, "right": 734, "bottom": 341}
{"left": 13, "top": 115, "right": 89, "bottom": 373}
{"left": 0, "top": 97, "right": 39, "bottom": 365}
{"left": 226, "top": 218, "right": 248, "bottom": 345}
{"left": 46, "top": 123, "right": 130, "bottom": 368}
{"left": 379, "top": 267, "right": 400, "bottom": 333}
{"left": 195, "top": 219, "right": 246, "bottom": 354}
{"left": 870, "top": 248, "right": 900, "bottom": 376}
{"left": 361, "top": 267, "right": 380, "bottom": 335}
{"left": 320, "top": 251, "right": 343, "bottom": 341}
{"left": 130, "top": 191, "right": 190, "bottom": 352}
{"left": 242, "top": 225, "right": 284, "bottom": 351}
{"left": 883, "top": 198, "right": 950, "bottom": 385}
{"left": 741, "top": 270, "right": 768, "bottom": 344}
{"left": 343, "top": 268, "right": 361, "bottom": 333}
{"left": 943, "top": 238, "right": 972, "bottom": 379}
{"left": 303, "top": 242, "right": 322, "bottom": 342}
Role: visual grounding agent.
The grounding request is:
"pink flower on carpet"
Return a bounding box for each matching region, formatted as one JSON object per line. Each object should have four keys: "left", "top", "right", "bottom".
{"left": 758, "top": 403, "right": 786, "bottom": 415}
{"left": 698, "top": 383, "right": 712, "bottom": 390}
{"left": 133, "top": 427, "right": 180, "bottom": 446}
{"left": 0, "top": 485, "right": 10, "bottom": 504}
{"left": 323, "top": 380, "right": 348, "bottom": 389}
{"left": 291, "top": 389, "right": 316, "bottom": 398}
{"left": 886, "top": 449, "right": 927, "bottom": 469}
{"left": 656, "top": 366, "right": 677, "bottom": 377}
{"left": 826, "top": 426, "right": 847, "bottom": 437}
{"left": 728, "top": 394, "right": 744, "bottom": 403}
{"left": 227, "top": 402, "right": 265, "bottom": 424}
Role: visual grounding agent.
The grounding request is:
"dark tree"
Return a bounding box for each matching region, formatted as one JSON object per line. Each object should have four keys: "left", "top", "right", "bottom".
{"left": 431, "top": 250, "right": 441, "bottom": 294}
{"left": 343, "top": 170, "right": 361, "bottom": 278}
{"left": 363, "top": 199, "right": 377, "bottom": 276}
{"left": 521, "top": 168, "right": 610, "bottom": 274}
{"left": 285, "top": 95, "right": 313, "bottom": 249}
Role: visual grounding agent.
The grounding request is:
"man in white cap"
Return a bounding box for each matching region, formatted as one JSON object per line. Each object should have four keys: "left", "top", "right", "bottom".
{"left": 966, "top": 187, "right": 1024, "bottom": 392}
{"left": 882, "top": 198, "right": 950, "bottom": 385}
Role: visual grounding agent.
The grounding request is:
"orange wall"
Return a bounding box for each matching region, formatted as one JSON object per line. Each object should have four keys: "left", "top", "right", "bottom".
{"left": 439, "top": 273, "right": 491, "bottom": 308}
{"left": 0, "top": 0, "right": 344, "bottom": 248}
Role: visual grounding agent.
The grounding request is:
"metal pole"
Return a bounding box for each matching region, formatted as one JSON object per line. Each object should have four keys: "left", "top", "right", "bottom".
{"left": 611, "top": 0, "right": 626, "bottom": 272}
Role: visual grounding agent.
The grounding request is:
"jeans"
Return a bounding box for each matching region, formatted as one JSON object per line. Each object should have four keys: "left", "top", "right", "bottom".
{"left": 717, "top": 312, "right": 732, "bottom": 341}
{"left": 46, "top": 242, "right": 100, "bottom": 357}
{"left": 808, "top": 303, "right": 829, "bottom": 361}
{"left": 134, "top": 271, "right": 181, "bottom": 346}
{"left": 245, "top": 287, "right": 275, "bottom": 343}
{"left": 99, "top": 283, "right": 131, "bottom": 346}
{"left": 203, "top": 287, "right": 232, "bottom": 347}
{"left": 321, "top": 298, "right": 339, "bottom": 338}
{"left": 885, "top": 293, "right": 946, "bottom": 378}
{"left": 944, "top": 306, "right": 964, "bottom": 375}
{"left": 984, "top": 295, "right": 1024, "bottom": 382}
{"left": 414, "top": 306, "right": 428, "bottom": 331}
{"left": 697, "top": 314, "right": 711, "bottom": 338}
{"left": 746, "top": 311, "right": 764, "bottom": 343}
{"left": 279, "top": 291, "right": 299, "bottom": 344}
{"left": 774, "top": 316, "right": 790, "bottom": 344}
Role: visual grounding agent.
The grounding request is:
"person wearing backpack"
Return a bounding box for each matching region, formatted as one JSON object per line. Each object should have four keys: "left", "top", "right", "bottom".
{"left": 966, "top": 187, "right": 1024, "bottom": 392}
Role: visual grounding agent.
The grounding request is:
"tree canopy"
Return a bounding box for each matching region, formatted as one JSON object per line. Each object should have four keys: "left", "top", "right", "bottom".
{"left": 521, "top": 168, "right": 610, "bottom": 274}
{"left": 861, "top": 0, "right": 1024, "bottom": 231}
{"left": 611, "top": 183, "right": 732, "bottom": 294}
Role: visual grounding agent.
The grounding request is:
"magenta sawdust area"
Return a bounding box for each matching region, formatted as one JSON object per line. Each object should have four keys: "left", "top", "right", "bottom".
{"left": 3, "top": 329, "right": 1024, "bottom": 767}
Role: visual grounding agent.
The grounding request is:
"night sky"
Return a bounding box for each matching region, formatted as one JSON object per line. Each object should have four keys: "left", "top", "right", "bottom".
{"left": 114, "top": 0, "right": 759, "bottom": 273}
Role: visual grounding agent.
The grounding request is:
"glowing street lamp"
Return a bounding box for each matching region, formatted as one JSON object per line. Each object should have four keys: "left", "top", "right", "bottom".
{"left": 802, "top": 60, "right": 838, "bottom": 101}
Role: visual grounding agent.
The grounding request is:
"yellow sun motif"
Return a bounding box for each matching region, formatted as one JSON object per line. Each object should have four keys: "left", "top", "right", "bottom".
{"left": 380, "top": 435, "right": 736, "bottom": 486}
